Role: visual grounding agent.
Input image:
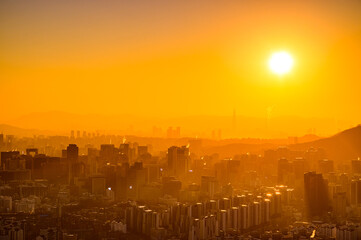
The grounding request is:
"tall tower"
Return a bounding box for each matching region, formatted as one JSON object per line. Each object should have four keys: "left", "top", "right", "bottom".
{"left": 304, "top": 172, "right": 330, "bottom": 218}
{"left": 350, "top": 179, "right": 361, "bottom": 206}
{"left": 67, "top": 144, "right": 79, "bottom": 162}
{"left": 66, "top": 144, "right": 79, "bottom": 184}
{"left": 167, "top": 146, "right": 190, "bottom": 178}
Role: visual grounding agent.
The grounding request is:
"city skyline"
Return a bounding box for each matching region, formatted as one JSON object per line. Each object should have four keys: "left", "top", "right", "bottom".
{"left": 1, "top": 1, "right": 361, "bottom": 239}
{"left": 0, "top": 111, "right": 357, "bottom": 139}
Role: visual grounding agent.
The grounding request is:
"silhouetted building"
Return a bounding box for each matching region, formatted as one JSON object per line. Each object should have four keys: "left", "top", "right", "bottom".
{"left": 88, "top": 148, "right": 99, "bottom": 174}
{"left": 351, "top": 160, "right": 361, "bottom": 175}
{"left": 350, "top": 179, "right": 361, "bottom": 206}
{"left": 127, "top": 162, "right": 147, "bottom": 200}
{"left": 100, "top": 144, "right": 116, "bottom": 164}
{"left": 163, "top": 176, "right": 182, "bottom": 198}
{"left": 304, "top": 172, "right": 330, "bottom": 218}
{"left": 1, "top": 151, "right": 20, "bottom": 170}
{"left": 166, "top": 127, "right": 180, "bottom": 138}
{"left": 318, "top": 159, "right": 334, "bottom": 174}
{"left": 119, "top": 143, "right": 133, "bottom": 163}
{"left": 201, "top": 176, "right": 218, "bottom": 199}
{"left": 66, "top": 144, "right": 79, "bottom": 162}
{"left": 62, "top": 149, "right": 67, "bottom": 158}
{"left": 333, "top": 192, "right": 347, "bottom": 218}
{"left": 91, "top": 175, "right": 106, "bottom": 195}
{"left": 167, "top": 146, "right": 189, "bottom": 178}
{"left": 66, "top": 144, "right": 79, "bottom": 184}
{"left": 277, "top": 158, "right": 290, "bottom": 184}
{"left": 137, "top": 146, "right": 148, "bottom": 157}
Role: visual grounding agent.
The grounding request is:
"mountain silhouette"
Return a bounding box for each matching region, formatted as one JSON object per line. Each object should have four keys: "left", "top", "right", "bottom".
{"left": 290, "top": 125, "right": 361, "bottom": 162}
{"left": 0, "top": 124, "right": 56, "bottom": 137}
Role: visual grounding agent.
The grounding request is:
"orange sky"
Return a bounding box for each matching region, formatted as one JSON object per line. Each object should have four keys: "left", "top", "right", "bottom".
{"left": 1, "top": 0, "right": 361, "bottom": 137}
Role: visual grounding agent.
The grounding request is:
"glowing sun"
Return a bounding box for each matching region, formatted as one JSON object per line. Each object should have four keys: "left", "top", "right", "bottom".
{"left": 268, "top": 51, "right": 294, "bottom": 75}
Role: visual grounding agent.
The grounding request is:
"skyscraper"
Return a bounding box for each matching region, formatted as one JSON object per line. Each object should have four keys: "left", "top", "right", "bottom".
{"left": 201, "top": 176, "right": 218, "bottom": 199}
{"left": 277, "top": 158, "right": 290, "bottom": 184}
{"left": 66, "top": 144, "right": 78, "bottom": 162}
{"left": 119, "top": 143, "right": 132, "bottom": 163}
{"left": 304, "top": 172, "right": 330, "bottom": 218}
{"left": 351, "top": 160, "right": 361, "bottom": 175}
{"left": 318, "top": 159, "right": 334, "bottom": 174}
{"left": 66, "top": 144, "right": 79, "bottom": 184}
{"left": 100, "top": 144, "right": 116, "bottom": 164}
{"left": 167, "top": 146, "right": 190, "bottom": 178}
{"left": 350, "top": 179, "right": 361, "bottom": 206}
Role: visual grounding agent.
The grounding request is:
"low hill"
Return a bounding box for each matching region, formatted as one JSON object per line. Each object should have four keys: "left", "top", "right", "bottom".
{"left": 0, "top": 124, "right": 56, "bottom": 137}
{"left": 290, "top": 125, "right": 361, "bottom": 162}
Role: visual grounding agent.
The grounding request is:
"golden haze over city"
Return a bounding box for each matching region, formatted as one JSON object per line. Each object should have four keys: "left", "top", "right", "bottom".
{"left": 2, "top": 1, "right": 361, "bottom": 240}
{"left": 1, "top": 0, "right": 361, "bottom": 138}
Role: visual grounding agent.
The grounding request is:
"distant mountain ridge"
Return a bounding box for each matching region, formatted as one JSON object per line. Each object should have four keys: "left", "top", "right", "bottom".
{"left": 202, "top": 125, "right": 361, "bottom": 160}
{"left": 290, "top": 124, "right": 361, "bottom": 162}
{"left": 0, "top": 124, "right": 58, "bottom": 137}
{"left": 2, "top": 111, "right": 350, "bottom": 138}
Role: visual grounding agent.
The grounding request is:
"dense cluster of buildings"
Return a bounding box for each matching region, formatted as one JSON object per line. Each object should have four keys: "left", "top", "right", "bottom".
{"left": 1, "top": 132, "right": 361, "bottom": 239}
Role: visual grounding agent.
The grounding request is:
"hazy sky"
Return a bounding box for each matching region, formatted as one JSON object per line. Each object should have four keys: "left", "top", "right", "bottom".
{"left": 1, "top": 0, "right": 361, "bottom": 135}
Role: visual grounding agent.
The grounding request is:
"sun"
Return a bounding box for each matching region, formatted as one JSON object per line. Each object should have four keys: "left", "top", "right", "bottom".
{"left": 268, "top": 51, "right": 294, "bottom": 75}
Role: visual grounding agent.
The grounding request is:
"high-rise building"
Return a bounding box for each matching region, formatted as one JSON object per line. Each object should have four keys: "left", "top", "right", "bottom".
{"left": 304, "top": 172, "right": 330, "bottom": 218}
{"left": 201, "top": 176, "right": 218, "bottom": 199}
{"left": 166, "top": 127, "right": 173, "bottom": 139}
{"left": 137, "top": 146, "right": 148, "bottom": 157}
{"left": 167, "top": 146, "right": 190, "bottom": 178}
{"left": 350, "top": 179, "right": 361, "bottom": 206}
{"left": 66, "top": 144, "right": 79, "bottom": 184}
{"left": 166, "top": 127, "right": 181, "bottom": 138}
{"left": 127, "top": 162, "right": 147, "bottom": 200}
{"left": 318, "top": 159, "right": 334, "bottom": 174}
{"left": 351, "top": 160, "right": 361, "bottom": 175}
{"left": 66, "top": 144, "right": 78, "bottom": 162}
{"left": 100, "top": 144, "right": 116, "bottom": 164}
{"left": 293, "top": 157, "right": 307, "bottom": 179}
{"left": 91, "top": 175, "right": 106, "bottom": 195}
{"left": 333, "top": 192, "right": 347, "bottom": 218}
{"left": 175, "top": 127, "right": 181, "bottom": 138}
{"left": 1, "top": 151, "right": 20, "bottom": 170}
{"left": 120, "top": 143, "right": 133, "bottom": 163}
{"left": 277, "top": 158, "right": 290, "bottom": 184}
{"left": 305, "top": 148, "right": 325, "bottom": 170}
